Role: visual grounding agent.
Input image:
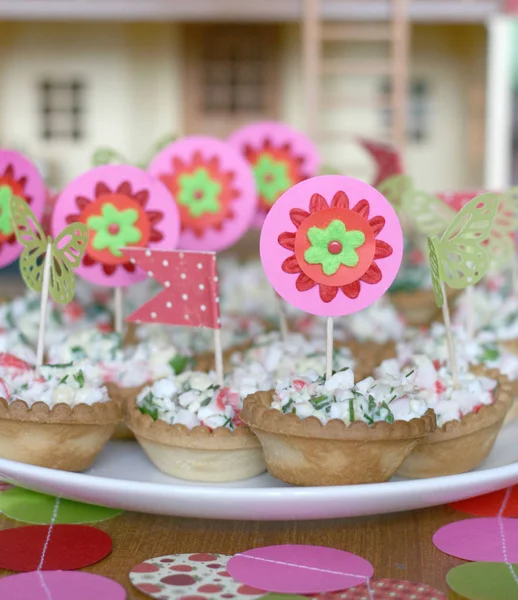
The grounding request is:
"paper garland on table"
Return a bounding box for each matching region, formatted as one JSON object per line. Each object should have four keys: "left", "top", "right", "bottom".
{"left": 148, "top": 136, "right": 257, "bottom": 251}
{"left": 446, "top": 562, "right": 518, "bottom": 600}
{"left": 0, "top": 524, "right": 112, "bottom": 571}
{"left": 0, "top": 150, "right": 46, "bottom": 269}
{"left": 433, "top": 517, "right": 518, "bottom": 563}
{"left": 313, "top": 579, "right": 446, "bottom": 599}
{"left": 260, "top": 175, "right": 403, "bottom": 316}
{"left": 449, "top": 486, "right": 518, "bottom": 517}
{"left": 52, "top": 165, "right": 180, "bottom": 287}
{"left": 228, "top": 121, "right": 320, "bottom": 228}
{"left": 124, "top": 249, "right": 221, "bottom": 328}
{"left": 358, "top": 138, "right": 403, "bottom": 187}
{"left": 0, "top": 571, "right": 127, "bottom": 600}
{"left": 130, "top": 553, "right": 266, "bottom": 600}
{"left": 0, "top": 487, "right": 122, "bottom": 524}
{"left": 227, "top": 545, "right": 374, "bottom": 595}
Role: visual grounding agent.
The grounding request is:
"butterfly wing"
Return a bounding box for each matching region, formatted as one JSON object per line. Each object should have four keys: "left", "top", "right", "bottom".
{"left": 50, "top": 223, "right": 89, "bottom": 304}
{"left": 10, "top": 194, "right": 48, "bottom": 293}
{"left": 437, "top": 193, "right": 498, "bottom": 289}
{"left": 377, "top": 174, "right": 413, "bottom": 212}
{"left": 427, "top": 236, "right": 444, "bottom": 308}
{"left": 401, "top": 190, "right": 456, "bottom": 237}
{"left": 484, "top": 188, "right": 518, "bottom": 270}
{"left": 92, "top": 148, "right": 128, "bottom": 166}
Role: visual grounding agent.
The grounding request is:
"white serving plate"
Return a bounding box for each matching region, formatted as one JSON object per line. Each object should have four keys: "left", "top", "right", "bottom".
{"left": 1, "top": 419, "right": 517, "bottom": 521}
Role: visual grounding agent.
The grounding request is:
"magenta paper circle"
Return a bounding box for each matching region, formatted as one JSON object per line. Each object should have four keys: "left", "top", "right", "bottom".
{"left": 0, "top": 571, "right": 126, "bottom": 600}
{"left": 227, "top": 544, "right": 374, "bottom": 594}
{"left": 52, "top": 165, "right": 180, "bottom": 288}
{"left": 433, "top": 517, "right": 518, "bottom": 562}
{"left": 228, "top": 121, "right": 320, "bottom": 228}
{"left": 0, "top": 150, "right": 46, "bottom": 269}
{"left": 148, "top": 136, "right": 257, "bottom": 252}
{"left": 260, "top": 175, "right": 403, "bottom": 317}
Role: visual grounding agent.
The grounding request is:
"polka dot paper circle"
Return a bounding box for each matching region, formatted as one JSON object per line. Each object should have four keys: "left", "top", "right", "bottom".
{"left": 0, "top": 571, "right": 126, "bottom": 600}
{"left": 0, "top": 150, "right": 46, "bottom": 269}
{"left": 0, "top": 487, "right": 122, "bottom": 524}
{"left": 227, "top": 121, "right": 320, "bottom": 228}
{"left": 148, "top": 136, "right": 257, "bottom": 252}
{"left": 433, "top": 517, "right": 518, "bottom": 562}
{"left": 313, "top": 579, "right": 446, "bottom": 599}
{"left": 260, "top": 175, "right": 403, "bottom": 316}
{"left": 130, "top": 553, "right": 266, "bottom": 600}
{"left": 0, "top": 524, "right": 112, "bottom": 571}
{"left": 227, "top": 544, "right": 374, "bottom": 595}
{"left": 52, "top": 165, "right": 180, "bottom": 287}
{"left": 447, "top": 562, "right": 518, "bottom": 600}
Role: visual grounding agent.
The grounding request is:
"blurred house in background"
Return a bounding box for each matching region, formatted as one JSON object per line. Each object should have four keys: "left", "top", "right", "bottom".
{"left": 0, "top": 0, "right": 505, "bottom": 191}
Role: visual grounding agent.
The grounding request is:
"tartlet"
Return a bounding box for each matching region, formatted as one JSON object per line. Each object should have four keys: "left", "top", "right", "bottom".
{"left": 241, "top": 369, "right": 436, "bottom": 486}
{"left": 390, "top": 288, "right": 460, "bottom": 327}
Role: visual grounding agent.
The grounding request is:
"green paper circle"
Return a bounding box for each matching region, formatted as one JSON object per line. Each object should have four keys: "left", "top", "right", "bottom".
{"left": 447, "top": 562, "right": 518, "bottom": 600}
{"left": 0, "top": 488, "right": 122, "bottom": 524}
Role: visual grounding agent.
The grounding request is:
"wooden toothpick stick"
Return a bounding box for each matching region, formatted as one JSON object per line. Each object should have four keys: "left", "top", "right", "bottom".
{"left": 36, "top": 243, "right": 53, "bottom": 367}
{"left": 440, "top": 282, "right": 459, "bottom": 389}
{"left": 326, "top": 316, "right": 334, "bottom": 380}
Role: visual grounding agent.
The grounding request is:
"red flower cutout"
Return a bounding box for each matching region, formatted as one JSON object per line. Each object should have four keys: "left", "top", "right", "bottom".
{"left": 278, "top": 190, "right": 393, "bottom": 303}
{"left": 245, "top": 138, "right": 308, "bottom": 214}
{"left": 158, "top": 151, "right": 238, "bottom": 237}
{"left": 0, "top": 163, "right": 33, "bottom": 249}
{"left": 65, "top": 180, "right": 163, "bottom": 276}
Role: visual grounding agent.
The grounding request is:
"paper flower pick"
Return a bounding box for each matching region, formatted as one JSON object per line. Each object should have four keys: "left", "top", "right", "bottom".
{"left": 148, "top": 136, "right": 257, "bottom": 252}
{"left": 0, "top": 150, "right": 46, "bottom": 269}
{"left": 377, "top": 174, "right": 413, "bottom": 212}
{"left": 10, "top": 192, "right": 88, "bottom": 366}
{"left": 52, "top": 165, "right": 180, "bottom": 333}
{"left": 228, "top": 121, "right": 320, "bottom": 228}
{"left": 358, "top": 138, "right": 403, "bottom": 187}
{"left": 427, "top": 193, "right": 498, "bottom": 385}
{"left": 261, "top": 175, "right": 403, "bottom": 378}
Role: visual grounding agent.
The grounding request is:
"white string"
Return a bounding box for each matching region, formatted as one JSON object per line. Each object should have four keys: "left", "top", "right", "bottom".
{"left": 497, "top": 488, "right": 518, "bottom": 586}
{"left": 36, "top": 496, "right": 61, "bottom": 600}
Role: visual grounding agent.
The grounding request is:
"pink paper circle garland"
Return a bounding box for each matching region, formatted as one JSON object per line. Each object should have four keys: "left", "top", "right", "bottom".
{"left": 227, "top": 544, "right": 374, "bottom": 595}
{"left": 260, "top": 175, "right": 403, "bottom": 317}
{"left": 228, "top": 121, "right": 320, "bottom": 228}
{"left": 52, "top": 165, "right": 180, "bottom": 287}
{"left": 0, "top": 150, "right": 46, "bottom": 268}
{"left": 148, "top": 136, "right": 257, "bottom": 252}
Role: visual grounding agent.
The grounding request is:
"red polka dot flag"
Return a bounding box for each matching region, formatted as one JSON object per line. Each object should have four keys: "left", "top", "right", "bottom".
{"left": 124, "top": 248, "right": 221, "bottom": 329}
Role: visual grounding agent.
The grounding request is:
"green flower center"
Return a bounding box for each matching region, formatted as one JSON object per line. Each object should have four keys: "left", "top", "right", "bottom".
{"left": 304, "top": 219, "right": 366, "bottom": 276}
{"left": 253, "top": 154, "right": 292, "bottom": 206}
{"left": 87, "top": 203, "right": 142, "bottom": 257}
{"left": 177, "top": 168, "right": 222, "bottom": 218}
{"left": 0, "top": 185, "right": 14, "bottom": 237}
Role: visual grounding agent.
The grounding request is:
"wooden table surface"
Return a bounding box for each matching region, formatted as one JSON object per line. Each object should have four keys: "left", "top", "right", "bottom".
{"left": 0, "top": 503, "right": 467, "bottom": 598}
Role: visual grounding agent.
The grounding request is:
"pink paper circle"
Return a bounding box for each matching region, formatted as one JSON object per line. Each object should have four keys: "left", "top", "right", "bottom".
{"left": 228, "top": 121, "right": 320, "bottom": 228}
{"left": 0, "top": 150, "right": 46, "bottom": 268}
{"left": 260, "top": 175, "right": 403, "bottom": 316}
{"left": 433, "top": 517, "right": 518, "bottom": 562}
{"left": 52, "top": 165, "right": 180, "bottom": 287}
{"left": 227, "top": 544, "right": 374, "bottom": 594}
{"left": 0, "top": 571, "right": 126, "bottom": 600}
{"left": 148, "top": 136, "right": 257, "bottom": 251}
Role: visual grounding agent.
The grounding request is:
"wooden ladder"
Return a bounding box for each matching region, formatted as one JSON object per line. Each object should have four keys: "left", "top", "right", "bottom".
{"left": 302, "top": 0, "right": 410, "bottom": 164}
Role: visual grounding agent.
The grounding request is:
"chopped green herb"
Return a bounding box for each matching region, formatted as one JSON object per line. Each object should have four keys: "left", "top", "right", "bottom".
{"left": 71, "top": 346, "right": 87, "bottom": 360}
{"left": 169, "top": 354, "right": 195, "bottom": 375}
{"left": 349, "top": 399, "right": 355, "bottom": 423}
{"left": 221, "top": 416, "right": 234, "bottom": 429}
{"left": 18, "top": 332, "right": 31, "bottom": 347}
{"left": 6, "top": 310, "right": 15, "bottom": 330}
{"left": 73, "top": 370, "right": 85, "bottom": 388}
{"left": 364, "top": 414, "right": 374, "bottom": 425}
{"left": 405, "top": 369, "right": 415, "bottom": 378}
{"left": 139, "top": 392, "right": 158, "bottom": 420}
{"left": 200, "top": 397, "right": 212, "bottom": 407}
{"left": 381, "top": 401, "right": 395, "bottom": 423}
{"left": 19, "top": 383, "right": 29, "bottom": 391}
{"left": 46, "top": 362, "right": 73, "bottom": 369}
{"left": 389, "top": 394, "right": 398, "bottom": 403}
{"left": 480, "top": 345, "right": 500, "bottom": 363}
{"left": 207, "top": 384, "right": 221, "bottom": 391}
{"left": 51, "top": 310, "right": 63, "bottom": 326}
{"left": 282, "top": 398, "right": 295, "bottom": 413}
{"left": 310, "top": 394, "right": 329, "bottom": 410}
{"left": 368, "top": 394, "right": 377, "bottom": 412}
{"left": 58, "top": 375, "right": 69, "bottom": 385}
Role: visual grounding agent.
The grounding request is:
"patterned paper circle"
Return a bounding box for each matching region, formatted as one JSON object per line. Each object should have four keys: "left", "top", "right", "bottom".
{"left": 227, "top": 545, "right": 374, "bottom": 595}
{"left": 0, "top": 571, "right": 126, "bottom": 600}
{"left": 314, "top": 579, "right": 446, "bottom": 599}
{"left": 0, "top": 150, "right": 46, "bottom": 268}
{"left": 228, "top": 121, "right": 319, "bottom": 228}
{"left": 148, "top": 136, "right": 257, "bottom": 252}
{"left": 260, "top": 175, "right": 403, "bottom": 316}
{"left": 52, "top": 165, "right": 180, "bottom": 287}
{"left": 433, "top": 517, "right": 518, "bottom": 562}
{"left": 447, "top": 562, "right": 518, "bottom": 600}
{"left": 130, "top": 553, "right": 266, "bottom": 600}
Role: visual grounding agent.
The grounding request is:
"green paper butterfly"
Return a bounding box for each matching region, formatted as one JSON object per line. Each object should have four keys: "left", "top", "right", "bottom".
{"left": 92, "top": 133, "right": 177, "bottom": 169}
{"left": 10, "top": 193, "right": 89, "bottom": 304}
{"left": 378, "top": 174, "right": 413, "bottom": 212}
{"left": 426, "top": 193, "right": 498, "bottom": 307}
{"left": 483, "top": 186, "right": 518, "bottom": 270}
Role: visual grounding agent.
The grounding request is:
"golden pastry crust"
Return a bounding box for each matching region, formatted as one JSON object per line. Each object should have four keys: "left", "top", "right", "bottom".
{"left": 389, "top": 288, "right": 460, "bottom": 327}
{"left": 241, "top": 390, "right": 436, "bottom": 486}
